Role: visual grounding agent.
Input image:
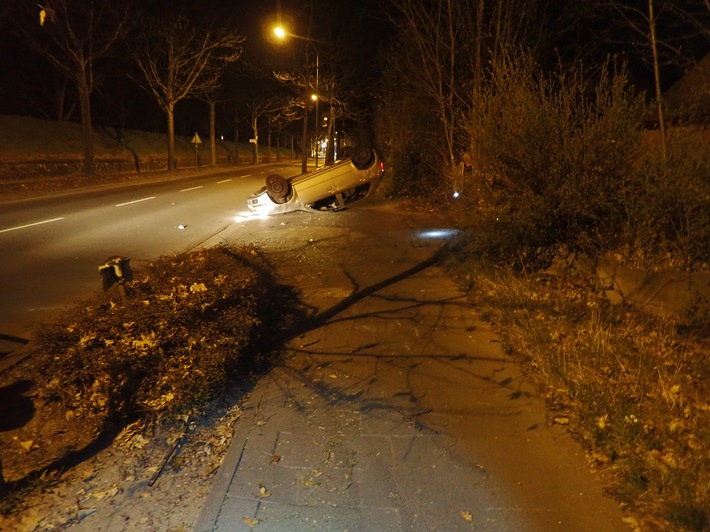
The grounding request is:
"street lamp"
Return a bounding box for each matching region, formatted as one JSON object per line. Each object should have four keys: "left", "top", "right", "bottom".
{"left": 273, "top": 25, "right": 319, "bottom": 174}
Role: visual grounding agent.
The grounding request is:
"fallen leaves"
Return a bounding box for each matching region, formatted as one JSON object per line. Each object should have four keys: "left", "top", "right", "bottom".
{"left": 597, "top": 414, "right": 608, "bottom": 429}
{"left": 242, "top": 516, "right": 260, "bottom": 527}
{"left": 622, "top": 515, "right": 641, "bottom": 531}
{"left": 142, "top": 392, "right": 175, "bottom": 411}
{"left": 89, "top": 486, "right": 120, "bottom": 501}
{"left": 460, "top": 510, "right": 473, "bottom": 522}
{"left": 132, "top": 332, "right": 157, "bottom": 350}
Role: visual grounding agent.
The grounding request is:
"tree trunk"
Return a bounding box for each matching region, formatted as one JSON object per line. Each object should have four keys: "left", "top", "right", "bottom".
{"left": 77, "top": 74, "right": 95, "bottom": 176}
{"left": 167, "top": 102, "right": 176, "bottom": 171}
{"left": 325, "top": 105, "right": 335, "bottom": 165}
{"left": 301, "top": 86, "right": 309, "bottom": 174}
{"left": 234, "top": 120, "right": 239, "bottom": 165}
{"left": 472, "top": 0, "right": 484, "bottom": 155}
{"left": 209, "top": 100, "right": 217, "bottom": 166}
{"left": 252, "top": 115, "right": 258, "bottom": 165}
{"left": 648, "top": 0, "right": 667, "bottom": 161}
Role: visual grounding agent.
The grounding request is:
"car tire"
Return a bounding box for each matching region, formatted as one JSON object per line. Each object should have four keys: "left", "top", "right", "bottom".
{"left": 351, "top": 147, "right": 375, "bottom": 170}
{"left": 265, "top": 174, "right": 291, "bottom": 203}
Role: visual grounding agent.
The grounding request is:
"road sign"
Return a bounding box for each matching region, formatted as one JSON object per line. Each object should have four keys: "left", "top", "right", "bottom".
{"left": 191, "top": 132, "right": 202, "bottom": 144}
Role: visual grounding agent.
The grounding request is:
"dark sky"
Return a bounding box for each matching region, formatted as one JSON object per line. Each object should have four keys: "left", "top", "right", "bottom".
{"left": 2, "top": 0, "right": 707, "bottom": 134}
{"left": 0, "top": 0, "right": 391, "bottom": 135}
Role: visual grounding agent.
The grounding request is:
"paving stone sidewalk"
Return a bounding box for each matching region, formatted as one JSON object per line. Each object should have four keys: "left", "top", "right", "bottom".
{"left": 195, "top": 199, "right": 628, "bottom": 532}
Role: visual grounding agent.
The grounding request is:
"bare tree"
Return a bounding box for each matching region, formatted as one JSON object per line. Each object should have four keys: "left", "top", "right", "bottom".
{"left": 585, "top": 0, "right": 710, "bottom": 159}
{"left": 198, "top": 91, "right": 224, "bottom": 167}
{"left": 6, "top": 0, "right": 128, "bottom": 175}
{"left": 389, "top": 0, "right": 545, "bottom": 182}
{"left": 130, "top": 16, "right": 243, "bottom": 171}
{"left": 647, "top": 0, "right": 667, "bottom": 160}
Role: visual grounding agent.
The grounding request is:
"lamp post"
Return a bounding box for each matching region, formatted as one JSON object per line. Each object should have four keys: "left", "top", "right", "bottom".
{"left": 274, "top": 25, "right": 319, "bottom": 174}
{"left": 311, "top": 96, "right": 319, "bottom": 167}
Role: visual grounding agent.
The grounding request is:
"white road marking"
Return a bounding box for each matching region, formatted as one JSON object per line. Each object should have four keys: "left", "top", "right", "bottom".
{"left": 180, "top": 186, "right": 204, "bottom": 192}
{"left": 115, "top": 196, "right": 156, "bottom": 207}
{"left": 240, "top": 174, "right": 251, "bottom": 178}
{"left": 217, "top": 179, "right": 232, "bottom": 184}
{"left": 0, "top": 217, "right": 65, "bottom": 233}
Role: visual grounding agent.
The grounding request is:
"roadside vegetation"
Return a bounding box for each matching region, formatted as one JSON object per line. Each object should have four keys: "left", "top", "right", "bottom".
{"left": 378, "top": 21, "right": 710, "bottom": 531}
{"left": 0, "top": 245, "right": 295, "bottom": 510}
{"left": 0, "top": 114, "right": 290, "bottom": 182}
{"left": 378, "top": 48, "right": 710, "bottom": 531}
{"left": 461, "top": 58, "right": 710, "bottom": 531}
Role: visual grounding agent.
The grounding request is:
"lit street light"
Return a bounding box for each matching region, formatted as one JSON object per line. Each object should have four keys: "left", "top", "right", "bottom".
{"left": 273, "top": 25, "right": 319, "bottom": 174}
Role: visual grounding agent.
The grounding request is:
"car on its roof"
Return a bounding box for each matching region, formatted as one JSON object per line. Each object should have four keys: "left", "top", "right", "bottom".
{"left": 247, "top": 147, "right": 385, "bottom": 215}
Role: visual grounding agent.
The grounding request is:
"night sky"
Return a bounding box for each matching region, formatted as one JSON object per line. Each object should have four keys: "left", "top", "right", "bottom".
{"left": 0, "top": 0, "right": 391, "bottom": 137}
{"left": 0, "top": 0, "right": 707, "bottom": 137}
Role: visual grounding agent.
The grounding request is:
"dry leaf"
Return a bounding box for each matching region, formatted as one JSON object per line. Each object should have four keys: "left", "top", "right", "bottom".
{"left": 271, "top": 454, "right": 281, "bottom": 464}
{"left": 19, "top": 440, "right": 34, "bottom": 452}
{"left": 553, "top": 416, "right": 569, "bottom": 425}
{"left": 622, "top": 516, "right": 641, "bottom": 531}
{"left": 132, "top": 333, "right": 157, "bottom": 350}
{"left": 242, "top": 516, "right": 260, "bottom": 527}
{"left": 256, "top": 484, "right": 271, "bottom": 498}
{"left": 190, "top": 282, "right": 207, "bottom": 293}
{"left": 90, "top": 486, "right": 120, "bottom": 501}
{"left": 461, "top": 510, "right": 473, "bottom": 522}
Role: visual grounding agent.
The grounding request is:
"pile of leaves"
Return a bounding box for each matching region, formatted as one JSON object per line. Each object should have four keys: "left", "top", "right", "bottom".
{"left": 456, "top": 263, "right": 710, "bottom": 531}
{"left": 0, "top": 244, "right": 295, "bottom": 485}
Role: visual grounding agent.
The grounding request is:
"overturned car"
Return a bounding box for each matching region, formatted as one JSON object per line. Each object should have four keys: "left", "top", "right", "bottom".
{"left": 247, "top": 148, "right": 385, "bottom": 215}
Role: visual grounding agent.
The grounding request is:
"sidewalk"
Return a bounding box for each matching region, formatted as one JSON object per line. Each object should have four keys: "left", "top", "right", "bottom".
{"left": 195, "top": 198, "right": 628, "bottom": 531}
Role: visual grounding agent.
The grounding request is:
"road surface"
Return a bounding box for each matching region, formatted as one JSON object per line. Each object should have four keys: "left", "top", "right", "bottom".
{"left": 0, "top": 163, "right": 298, "bottom": 370}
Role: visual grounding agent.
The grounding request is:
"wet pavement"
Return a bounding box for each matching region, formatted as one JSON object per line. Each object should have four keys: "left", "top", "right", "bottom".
{"left": 194, "top": 194, "right": 628, "bottom": 531}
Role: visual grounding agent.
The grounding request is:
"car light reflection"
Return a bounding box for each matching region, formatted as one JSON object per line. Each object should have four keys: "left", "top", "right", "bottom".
{"left": 417, "top": 229, "right": 460, "bottom": 239}
{"left": 234, "top": 211, "right": 270, "bottom": 223}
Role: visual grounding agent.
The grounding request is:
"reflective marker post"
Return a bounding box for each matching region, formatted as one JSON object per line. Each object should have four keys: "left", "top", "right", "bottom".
{"left": 99, "top": 256, "right": 132, "bottom": 302}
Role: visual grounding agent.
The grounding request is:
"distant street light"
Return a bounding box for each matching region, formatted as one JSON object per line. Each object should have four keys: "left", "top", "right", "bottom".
{"left": 273, "top": 25, "right": 319, "bottom": 173}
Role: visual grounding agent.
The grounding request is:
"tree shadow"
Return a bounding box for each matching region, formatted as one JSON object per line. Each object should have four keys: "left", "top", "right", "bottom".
{"left": 250, "top": 238, "right": 534, "bottom": 437}
{"left": 0, "top": 380, "right": 35, "bottom": 432}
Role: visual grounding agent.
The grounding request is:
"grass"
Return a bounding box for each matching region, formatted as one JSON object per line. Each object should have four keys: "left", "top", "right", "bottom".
{"left": 451, "top": 259, "right": 710, "bottom": 531}
{"left": 0, "top": 114, "right": 292, "bottom": 171}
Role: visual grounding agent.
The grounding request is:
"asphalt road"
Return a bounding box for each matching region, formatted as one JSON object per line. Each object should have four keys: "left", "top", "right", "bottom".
{"left": 0, "top": 163, "right": 299, "bottom": 370}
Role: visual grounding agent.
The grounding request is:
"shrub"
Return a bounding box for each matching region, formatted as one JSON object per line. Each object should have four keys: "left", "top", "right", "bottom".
{"left": 32, "top": 245, "right": 290, "bottom": 424}
{"left": 461, "top": 52, "right": 646, "bottom": 270}
{"left": 621, "top": 128, "right": 710, "bottom": 271}
{"left": 383, "top": 139, "right": 448, "bottom": 202}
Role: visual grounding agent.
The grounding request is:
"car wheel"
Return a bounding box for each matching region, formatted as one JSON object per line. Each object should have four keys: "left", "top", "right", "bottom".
{"left": 265, "top": 174, "right": 291, "bottom": 203}
{"left": 351, "top": 147, "right": 375, "bottom": 170}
